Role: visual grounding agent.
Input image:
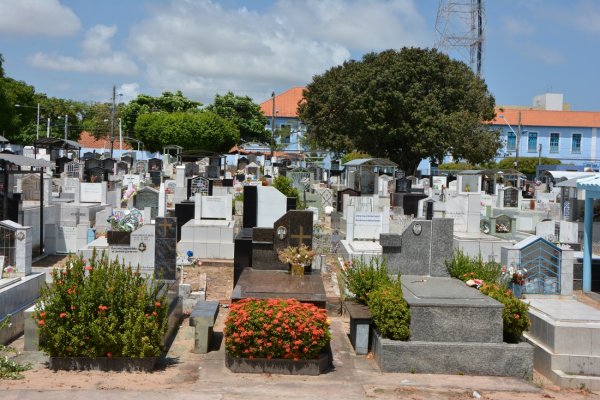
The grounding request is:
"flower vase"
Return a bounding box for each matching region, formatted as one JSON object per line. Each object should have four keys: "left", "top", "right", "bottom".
{"left": 290, "top": 263, "right": 305, "bottom": 276}
{"left": 510, "top": 282, "right": 523, "bottom": 298}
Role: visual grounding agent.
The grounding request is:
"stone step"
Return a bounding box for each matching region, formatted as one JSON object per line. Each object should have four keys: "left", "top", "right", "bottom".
{"left": 526, "top": 333, "right": 600, "bottom": 378}
{"left": 551, "top": 369, "right": 600, "bottom": 390}
{"left": 402, "top": 276, "right": 504, "bottom": 343}
{"left": 526, "top": 299, "right": 600, "bottom": 356}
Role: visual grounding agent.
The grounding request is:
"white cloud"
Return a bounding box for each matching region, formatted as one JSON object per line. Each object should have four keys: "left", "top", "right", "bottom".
{"left": 0, "top": 0, "right": 80, "bottom": 37}
{"left": 29, "top": 24, "right": 138, "bottom": 76}
{"left": 118, "top": 83, "right": 140, "bottom": 103}
{"left": 127, "top": 0, "right": 430, "bottom": 102}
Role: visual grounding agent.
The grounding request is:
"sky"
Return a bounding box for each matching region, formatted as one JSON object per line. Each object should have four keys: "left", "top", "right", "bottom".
{"left": 0, "top": 0, "right": 599, "bottom": 111}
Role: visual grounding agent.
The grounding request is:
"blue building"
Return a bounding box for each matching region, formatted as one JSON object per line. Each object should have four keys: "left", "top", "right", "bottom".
{"left": 491, "top": 94, "right": 600, "bottom": 170}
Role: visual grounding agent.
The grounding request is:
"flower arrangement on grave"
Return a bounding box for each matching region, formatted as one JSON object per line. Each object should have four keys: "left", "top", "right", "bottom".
{"left": 224, "top": 298, "right": 330, "bottom": 360}
{"left": 1, "top": 265, "right": 15, "bottom": 279}
{"left": 107, "top": 208, "right": 144, "bottom": 232}
{"left": 277, "top": 244, "right": 315, "bottom": 266}
{"left": 446, "top": 250, "right": 530, "bottom": 343}
{"left": 33, "top": 250, "right": 168, "bottom": 358}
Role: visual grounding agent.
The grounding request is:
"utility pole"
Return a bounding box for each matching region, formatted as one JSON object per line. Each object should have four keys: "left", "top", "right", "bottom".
{"left": 270, "top": 91, "right": 275, "bottom": 159}
{"left": 515, "top": 111, "right": 522, "bottom": 172}
{"left": 64, "top": 114, "right": 68, "bottom": 141}
{"left": 36, "top": 103, "right": 40, "bottom": 141}
{"left": 110, "top": 85, "right": 116, "bottom": 159}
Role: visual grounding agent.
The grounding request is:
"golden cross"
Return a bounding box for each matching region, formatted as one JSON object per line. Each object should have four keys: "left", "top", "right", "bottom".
{"left": 157, "top": 218, "right": 173, "bottom": 237}
{"left": 290, "top": 226, "right": 311, "bottom": 246}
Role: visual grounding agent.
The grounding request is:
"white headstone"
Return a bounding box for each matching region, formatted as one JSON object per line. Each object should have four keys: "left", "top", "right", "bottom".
{"left": 158, "top": 183, "right": 166, "bottom": 217}
{"left": 80, "top": 182, "right": 107, "bottom": 203}
{"left": 256, "top": 186, "right": 287, "bottom": 228}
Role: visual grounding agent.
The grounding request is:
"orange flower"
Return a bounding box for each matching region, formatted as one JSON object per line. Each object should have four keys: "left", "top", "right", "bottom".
{"left": 38, "top": 320, "right": 45, "bottom": 326}
{"left": 106, "top": 352, "right": 113, "bottom": 358}
{"left": 84, "top": 266, "right": 93, "bottom": 271}
{"left": 39, "top": 311, "right": 46, "bottom": 318}
{"left": 154, "top": 301, "right": 161, "bottom": 307}
{"left": 514, "top": 314, "right": 520, "bottom": 320}
{"left": 59, "top": 312, "right": 67, "bottom": 318}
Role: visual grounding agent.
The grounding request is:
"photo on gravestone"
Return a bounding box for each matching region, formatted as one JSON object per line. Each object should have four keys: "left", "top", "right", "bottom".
{"left": 21, "top": 174, "right": 41, "bottom": 201}
{"left": 134, "top": 187, "right": 159, "bottom": 219}
{"left": 154, "top": 217, "right": 177, "bottom": 280}
{"left": 65, "top": 161, "right": 81, "bottom": 178}
{"left": 504, "top": 187, "right": 519, "bottom": 208}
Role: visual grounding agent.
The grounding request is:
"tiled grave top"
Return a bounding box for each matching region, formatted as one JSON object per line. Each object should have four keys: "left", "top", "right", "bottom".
{"left": 526, "top": 299, "right": 600, "bottom": 324}
{"left": 183, "top": 219, "right": 233, "bottom": 227}
{"left": 401, "top": 275, "right": 502, "bottom": 308}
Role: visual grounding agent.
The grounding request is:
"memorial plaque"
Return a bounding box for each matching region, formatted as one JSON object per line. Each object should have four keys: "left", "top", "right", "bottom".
{"left": 190, "top": 176, "right": 209, "bottom": 195}
{"left": 504, "top": 187, "right": 518, "bottom": 208}
{"left": 21, "top": 174, "right": 41, "bottom": 201}
{"left": 154, "top": 217, "right": 177, "bottom": 280}
{"left": 206, "top": 165, "right": 219, "bottom": 179}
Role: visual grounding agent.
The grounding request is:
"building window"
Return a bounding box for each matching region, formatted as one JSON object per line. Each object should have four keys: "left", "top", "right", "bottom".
{"left": 527, "top": 132, "right": 538, "bottom": 153}
{"left": 506, "top": 131, "right": 516, "bottom": 151}
{"left": 550, "top": 133, "right": 559, "bottom": 153}
{"left": 572, "top": 133, "right": 582, "bottom": 153}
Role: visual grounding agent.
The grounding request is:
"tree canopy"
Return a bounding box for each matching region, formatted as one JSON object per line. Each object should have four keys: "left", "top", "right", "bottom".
{"left": 134, "top": 111, "right": 239, "bottom": 153}
{"left": 121, "top": 91, "right": 202, "bottom": 136}
{"left": 298, "top": 47, "right": 501, "bottom": 174}
{"left": 497, "top": 157, "right": 561, "bottom": 176}
{"left": 205, "top": 92, "right": 268, "bottom": 143}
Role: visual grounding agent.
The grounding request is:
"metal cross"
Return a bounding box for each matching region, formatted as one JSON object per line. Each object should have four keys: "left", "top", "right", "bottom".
{"left": 290, "top": 226, "right": 311, "bottom": 246}
{"left": 157, "top": 219, "right": 172, "bottom": 237}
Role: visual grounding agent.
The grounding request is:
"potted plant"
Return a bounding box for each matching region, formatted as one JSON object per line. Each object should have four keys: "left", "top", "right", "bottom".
{"left": 106, "top": 208, "right": 144, "bottom": 245}
{"left": 278, "top": 244, "right": 316, "bottom": 276}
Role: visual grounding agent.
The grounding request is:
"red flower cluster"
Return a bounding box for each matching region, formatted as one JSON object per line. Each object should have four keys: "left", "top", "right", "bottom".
{"left": 224, "top": 298, "right": 330, "bottom": 360}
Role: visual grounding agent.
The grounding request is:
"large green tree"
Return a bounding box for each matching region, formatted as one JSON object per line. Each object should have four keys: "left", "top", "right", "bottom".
{"left": 121, "top": 91, "right": 201, "bottom": 136}
{"left": 134, "top": 111, "right": 239, "bottom": 152}
{"left": 298, "top": 48, "right": 500, "bottom": 174}
{"left": 205, "top": 92, "right": 268, "bottom": 143}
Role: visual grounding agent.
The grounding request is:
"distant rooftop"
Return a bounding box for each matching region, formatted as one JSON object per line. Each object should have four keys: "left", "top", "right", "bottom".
{"left": 260, "top": 87, "right": 305, "bottom": 118}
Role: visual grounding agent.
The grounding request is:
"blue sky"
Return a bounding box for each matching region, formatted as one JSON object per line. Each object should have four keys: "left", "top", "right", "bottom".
{"left": 0, "top": 0, "right": 599, "bottom": 110}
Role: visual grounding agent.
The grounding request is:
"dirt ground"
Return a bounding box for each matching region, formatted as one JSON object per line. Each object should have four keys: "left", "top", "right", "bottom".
{"left": 1, "top": 249, "right": 598, "bottom": 398}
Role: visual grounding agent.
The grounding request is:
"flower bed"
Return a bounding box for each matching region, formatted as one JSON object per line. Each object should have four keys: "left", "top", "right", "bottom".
{"left": 33, "top": 251, "right": 169, "bottom": 368}
{"left": 224, "top": 298, "right": 331, "bottom": 374}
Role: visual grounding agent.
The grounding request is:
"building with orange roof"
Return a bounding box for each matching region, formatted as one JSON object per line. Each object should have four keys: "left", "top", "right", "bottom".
{"left": 259, "top": 87, "right": 306, "bottom": 153}
{"left": 490, "top": 93, "right": 600, "bottom": 171}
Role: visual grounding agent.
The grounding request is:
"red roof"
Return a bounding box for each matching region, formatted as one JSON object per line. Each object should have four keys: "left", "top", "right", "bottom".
{"left": 260, "top": 87, "right": 305, "bottom": 118}
{"left": 491, "top": 107, "right": 600, "bottom": 128}
{"left": 78, "top": 131, "right": 132, "bottom": 150}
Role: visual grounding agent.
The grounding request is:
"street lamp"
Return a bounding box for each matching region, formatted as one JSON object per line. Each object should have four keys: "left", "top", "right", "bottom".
{"left": 498, "top": 112, "right": 522, "bottom": 172}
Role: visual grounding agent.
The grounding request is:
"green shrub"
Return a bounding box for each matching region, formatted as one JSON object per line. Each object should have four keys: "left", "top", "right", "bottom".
{"left": 480, "top": 283, "right": 530, "bottom": 343}
{"left": 0, "top": 316, "right": 31, "bottom": 379}
{"left": 341, "top": 257, "right": 392, "bottom": 304}
{"left": 367, "top": 282, "right": 411, "bottom": 341}
{"left": 224, "top": 298, "right": 330, "bottom": 360}
{"left": 34, "top": 251, "right": 168, "bottom": 358}
{"left": 446, "top": 250, "right": 504, "bottom": 285}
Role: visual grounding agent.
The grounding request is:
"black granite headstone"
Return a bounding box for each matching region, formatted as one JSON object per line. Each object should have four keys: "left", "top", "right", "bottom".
{"left": 187, "top": 176, "right": 212, "bottom": 199}
{"left": 116, "top": 161, "right": 129, "bottom": 175}
{"left": 82, "top": 152, "right": 95, "bottom": 160}
{"left": 395, "top": 177, "right": 411, "bottom": 193}
{"left": 85, "top": 158, "right": 101, "bottom": 171}
{"left": 174, "top": 201, "right": 195, "bottom": 241}
{"left": 222, "top": 178, "right": 234, "bottom": 187}
{"left": 55, "top": 157, "right": 71, "bottom": 174}
{"left": 149, "top": 171, "right": 161, "bottom": 185}
{"left": 87, "top": 167, "right": 107, "bottom": 182}
{"left": 336, "top": 188, "right": 360, "bottom": 212}
{"left": 206, "top": 165, "right": 220, "bottom": 179}
{"left": 237, "top": 157, "right": 249, "bottom": 171}
{"left": 242, "top": 186, "right": 257, "bottom": 228}
{"left": 121, "top": 155, "right": 134, "bottom": 167}
{"left": 425, "top": 199, "right": 434, "bottom": 220}
{"left": 401, "top": 193, "right": 428, "bottom": 217}
{"left": 101, "top": 158, "right": 117, "bottom": 172}
{"left": 286, "top": 197, "right": 296, "bottom": 211}
{"left": 155, "top": 217, "right": 177, "bottom": 280}
{"left": 148, "top": 158, "right": 163, "bottom": 172}
{"left": 209, "top": 156, "right": 221, "bottom": 167}
{"left": 233, "top": 228, "right": 254, "bottom": 285}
